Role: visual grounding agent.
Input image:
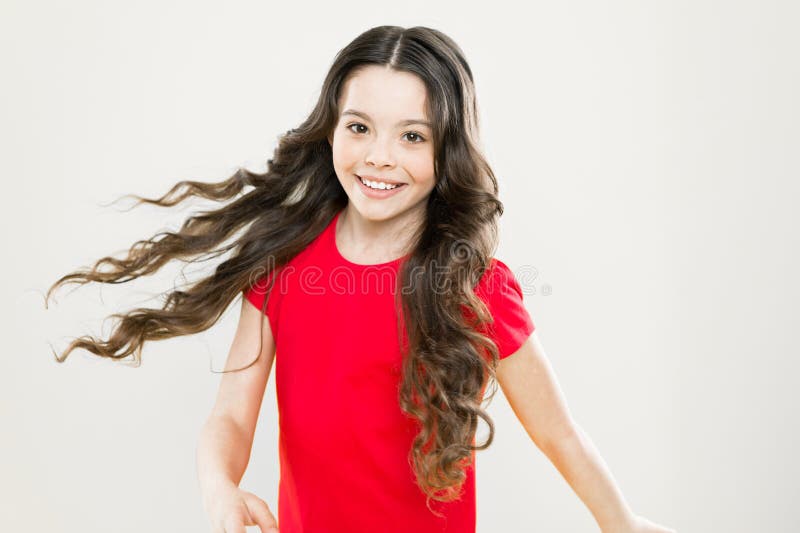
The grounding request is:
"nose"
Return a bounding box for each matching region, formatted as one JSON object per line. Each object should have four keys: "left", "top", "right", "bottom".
{"left": 364, "top": 134, "right": 396, "bottom": 169}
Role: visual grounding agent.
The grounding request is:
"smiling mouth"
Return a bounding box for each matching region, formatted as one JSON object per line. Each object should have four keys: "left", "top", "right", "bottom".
{"left": 356, "top": 175, "right": 408, "bottom": 190}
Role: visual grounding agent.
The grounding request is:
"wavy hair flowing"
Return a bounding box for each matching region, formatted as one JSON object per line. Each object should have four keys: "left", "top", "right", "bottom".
{"left": 45, "top": 25, "right": 508, "bottom": 513}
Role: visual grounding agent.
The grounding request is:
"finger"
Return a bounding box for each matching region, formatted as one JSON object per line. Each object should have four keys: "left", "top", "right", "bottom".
{"left": 246, "top": 497, "right": 279, "bottom": 533}
{"left": 222, "top": 515, "right": 247, "bottom": 533}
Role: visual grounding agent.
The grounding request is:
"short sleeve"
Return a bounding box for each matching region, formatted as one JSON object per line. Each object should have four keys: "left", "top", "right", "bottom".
{"left": 242, "top": 268, "right": 282, "bottom": 341}
{"left": 474, "top": 258, "right": 535, "bottom": 359}
{"left": 243, "top": 269, "right": 274, "bottom": 313}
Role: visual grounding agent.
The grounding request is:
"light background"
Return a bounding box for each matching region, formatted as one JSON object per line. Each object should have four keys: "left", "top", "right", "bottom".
{"left": 2, "top": 1, "right": 797, "bottom": 532}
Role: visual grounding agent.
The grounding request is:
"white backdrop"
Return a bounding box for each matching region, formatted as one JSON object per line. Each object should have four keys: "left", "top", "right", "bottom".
{"left": 2, "top": 1, "right": 797, "bottom": 532}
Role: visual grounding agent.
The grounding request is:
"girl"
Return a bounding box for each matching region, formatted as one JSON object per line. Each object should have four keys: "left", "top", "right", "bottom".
{"left": 47, "top": 25, "right": 675, "bottom": 533}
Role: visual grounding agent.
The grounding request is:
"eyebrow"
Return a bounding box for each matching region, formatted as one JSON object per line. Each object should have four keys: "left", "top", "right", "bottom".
{"left": 341, "top": 109, "right": 432, "bottom": 128}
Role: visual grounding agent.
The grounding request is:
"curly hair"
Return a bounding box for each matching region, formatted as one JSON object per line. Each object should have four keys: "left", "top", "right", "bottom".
{"left": 45, "top": 25, "right": 508, "bottom": 514}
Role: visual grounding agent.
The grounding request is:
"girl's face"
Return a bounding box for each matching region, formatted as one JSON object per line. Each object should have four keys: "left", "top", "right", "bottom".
{"left": 329, "top": 65, "right": 436, "bottom": 224}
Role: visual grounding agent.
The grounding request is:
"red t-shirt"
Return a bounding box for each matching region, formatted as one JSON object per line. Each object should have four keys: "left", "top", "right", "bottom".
{"left": 243, "top": 208, "right": 535, "bottom": 532}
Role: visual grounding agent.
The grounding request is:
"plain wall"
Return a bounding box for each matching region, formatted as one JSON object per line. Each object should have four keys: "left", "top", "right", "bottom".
{"left": 2, "top": 1, "right": 797, "bottom": 531}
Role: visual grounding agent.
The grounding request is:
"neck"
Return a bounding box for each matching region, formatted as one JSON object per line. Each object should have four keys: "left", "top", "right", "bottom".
{"left": 337, "top": 204, "right": 424, "bottom": 263}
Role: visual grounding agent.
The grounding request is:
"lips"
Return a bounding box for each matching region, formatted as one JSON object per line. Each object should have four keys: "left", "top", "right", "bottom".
{"left": 357, "top": 174, "right": 406, "bottom": 186}
{"left": 355, "top": 174, "right": 407, "bottom": 198}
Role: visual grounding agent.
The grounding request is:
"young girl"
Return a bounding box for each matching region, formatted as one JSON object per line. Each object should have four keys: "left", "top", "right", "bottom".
{"left": 47, "top": 25, "right": 675, "bottom": 533}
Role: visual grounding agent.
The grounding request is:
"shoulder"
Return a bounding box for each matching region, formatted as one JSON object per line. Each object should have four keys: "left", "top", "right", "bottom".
{"left": 472, "top": 257, "right": 536, "bottom": 359}
{"left": 475, "top": 257, "right": 522, "bottom": 300}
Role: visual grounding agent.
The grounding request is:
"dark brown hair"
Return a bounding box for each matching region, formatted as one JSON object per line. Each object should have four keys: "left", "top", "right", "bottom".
{"left": 46, "top": 25, "right": 507, "bottom": 513}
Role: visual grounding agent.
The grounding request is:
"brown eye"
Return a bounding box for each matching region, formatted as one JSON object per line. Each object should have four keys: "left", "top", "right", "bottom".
{"left": 346, "top": 123, "right": 426, "bottom": 144}
{"left": 346, "top": 123, "right": 367, "bottom": 134}
{"left": 403, "top": 132, "right": 426, "bottom": 143}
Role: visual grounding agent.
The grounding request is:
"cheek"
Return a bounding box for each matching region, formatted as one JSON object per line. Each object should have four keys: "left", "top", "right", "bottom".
{"left": 331, "top": 135, "right": 361, "bottom": 170}
{"left": 407, "top": 151, "right": 436, "bottom": 189}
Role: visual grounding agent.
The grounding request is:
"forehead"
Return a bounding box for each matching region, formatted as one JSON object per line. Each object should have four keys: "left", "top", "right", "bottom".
{"left": 339, "top": 65, "right": 429, "bottom": 123}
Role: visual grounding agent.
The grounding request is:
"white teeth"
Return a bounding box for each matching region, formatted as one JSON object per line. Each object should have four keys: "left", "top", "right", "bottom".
{"left": 360, "top": 176, "right": 399, "bottom": 190}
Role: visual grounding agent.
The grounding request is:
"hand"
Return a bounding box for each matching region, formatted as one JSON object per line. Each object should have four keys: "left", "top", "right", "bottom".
{"left": 205, "top": 485, "right": 279, "bottom": 533}
{"left": 606, "top": 514, "right": 676, "bottom": 533}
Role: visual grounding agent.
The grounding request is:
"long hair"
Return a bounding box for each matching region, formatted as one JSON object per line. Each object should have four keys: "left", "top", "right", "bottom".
{"left": 45, "top": 25, "right": 506, "bottom": 512}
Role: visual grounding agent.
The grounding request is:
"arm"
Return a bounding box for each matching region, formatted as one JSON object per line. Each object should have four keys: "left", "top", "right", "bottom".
{"left": 495, "top": 332, "right": 674, "bottom": 533}
{"left": 197, "top": 415, "right": 255, "bottom": 511}
{"left": 196, "top": 297, "right": 277, "bottom": 519}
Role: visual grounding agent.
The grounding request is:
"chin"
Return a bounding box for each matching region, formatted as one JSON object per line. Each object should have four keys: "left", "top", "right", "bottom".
{"left": 354, "top": 204, "right": 394, "bottom": 221}
{"left": 346, "top": 200, "right": 399, "bottom": 222}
